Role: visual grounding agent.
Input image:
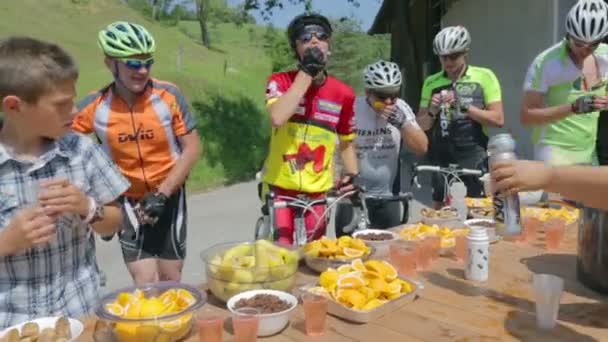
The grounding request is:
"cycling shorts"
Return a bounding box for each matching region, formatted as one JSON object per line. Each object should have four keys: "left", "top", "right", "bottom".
{"left": 119, "top": 186, "right": 187, "bottom": 262}
{"left": 431, "top": 147, "right": 486, "bottom": 202}
{"left": 269, "top": 186, "right": 327, "bottom": 245}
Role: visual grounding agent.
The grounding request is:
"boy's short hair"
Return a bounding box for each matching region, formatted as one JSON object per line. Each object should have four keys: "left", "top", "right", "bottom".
{"left": 0, "top": 37, "right": 79, "bottom": 103}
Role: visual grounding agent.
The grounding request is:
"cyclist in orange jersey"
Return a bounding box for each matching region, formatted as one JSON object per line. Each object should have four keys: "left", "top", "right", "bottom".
{"left": 72, "top": 22, "right": 201, "bottom": 285}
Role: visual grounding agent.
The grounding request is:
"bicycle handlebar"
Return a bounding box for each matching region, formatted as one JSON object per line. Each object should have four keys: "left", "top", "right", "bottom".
{"left": 414, "top": 165, "right": 483, "bottom": 176}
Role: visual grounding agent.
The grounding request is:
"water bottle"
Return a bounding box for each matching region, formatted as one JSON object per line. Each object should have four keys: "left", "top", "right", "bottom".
{"left": 465, "top": 227, "right": 490, "bottom": 282}
{"left": 488, "top": 133, "right": 522, "bottom": 237}
{"left": 450, "top": 181, "right": 468, "bottom": 221}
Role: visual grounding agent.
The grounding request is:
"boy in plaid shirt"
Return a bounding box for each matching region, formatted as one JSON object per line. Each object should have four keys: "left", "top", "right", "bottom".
{"left": 0, "top": 37, "right": 129, "bottom": 327}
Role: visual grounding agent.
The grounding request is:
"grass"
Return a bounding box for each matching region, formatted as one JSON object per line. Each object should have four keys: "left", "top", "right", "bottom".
{"left": 0, "top": 0, "right": 272, "bottom": 191}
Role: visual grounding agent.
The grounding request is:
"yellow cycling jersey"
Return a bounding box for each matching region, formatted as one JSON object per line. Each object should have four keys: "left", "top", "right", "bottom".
{"left": 263, "top": 71, "right": 356, "bottom": 193}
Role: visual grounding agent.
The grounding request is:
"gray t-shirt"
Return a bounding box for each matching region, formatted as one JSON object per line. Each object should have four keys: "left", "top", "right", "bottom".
{"left": 354, "top": 96, "right": 419, "bottom": 195}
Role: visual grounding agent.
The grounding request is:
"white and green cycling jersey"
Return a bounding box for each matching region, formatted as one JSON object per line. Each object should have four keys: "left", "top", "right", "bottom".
{"left": 524, "top": 40, "right": 608, "bottom": 165}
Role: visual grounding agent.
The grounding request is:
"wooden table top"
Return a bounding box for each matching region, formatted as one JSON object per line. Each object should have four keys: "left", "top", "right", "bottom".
{"left": 80, "top": 226, "right": 608, "bottom": 341}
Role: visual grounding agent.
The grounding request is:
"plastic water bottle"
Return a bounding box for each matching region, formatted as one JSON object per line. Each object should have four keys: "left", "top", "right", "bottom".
{"left": 488, "top": 133, "right": 522, "bottom": 237}
{"left": 465, "top": 227, "right": 490, "bottom": 282}
{"left": 450, "top": 181, "right": 468, "bottom": 220}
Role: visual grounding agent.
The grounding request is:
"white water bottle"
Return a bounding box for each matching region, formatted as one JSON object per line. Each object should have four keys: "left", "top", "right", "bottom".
{"left": 465, "top": 228, "right": 490, "bottom": 282}
{"left": 450, "top": 181, "right": 468, "bottom": 221}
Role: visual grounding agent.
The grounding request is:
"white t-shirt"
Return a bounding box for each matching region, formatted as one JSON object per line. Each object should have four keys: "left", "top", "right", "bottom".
{"left": 354, "top": 96, "right": 419, "bottom": 195}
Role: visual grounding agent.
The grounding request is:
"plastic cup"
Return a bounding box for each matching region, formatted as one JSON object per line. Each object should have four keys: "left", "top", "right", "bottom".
{"left": 302, "top": 292, "right": 328, "bottom": 336}
{"left": 544, "top": 218, "right": 566, "bottom": 250}
{"left": 532, "top": 273, "right": 564, "bottom": 330}
{"left": 414, "top": 240, "right": 431, "bottom": 270}
{"left": 425, "top": 236, "right": 442, "bottom": 261}
{"left": 522, "top": 216, "right": 541, "bottom": 242}
{"left": 453, "top": 235, "right": 468, "bottom": 262}
{"left": 389, "top": 242, "right": 417, "bottom": 278}
{"left": 198, "top": 315, "right": 224, "bottom": 342}
{"left": 232, "top": 307, "right": 259, "bottom": 342}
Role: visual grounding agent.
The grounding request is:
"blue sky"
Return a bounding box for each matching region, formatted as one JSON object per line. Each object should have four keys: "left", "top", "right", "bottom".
{"left": 228, "top": 0, "right": 383, "bottom": 30}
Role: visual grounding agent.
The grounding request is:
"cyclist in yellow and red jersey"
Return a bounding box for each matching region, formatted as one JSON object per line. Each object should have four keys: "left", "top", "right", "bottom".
{"left": 72, "top": 22, "right": 201, "bottom": 285}
{"left": 262, "top": 13, "right": 359, "bottom": 245}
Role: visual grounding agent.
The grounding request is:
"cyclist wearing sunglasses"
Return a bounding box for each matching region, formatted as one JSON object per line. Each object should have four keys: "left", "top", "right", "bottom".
{"left": 416, "top": 25, "right": 504, "bottom": 209}
{"left": 522, "top": 0, "right": 608, "bottom": 167}
{"left": 335, "top": 60, "right": 427, "bottom": 235}
{"left": 261, "top": 13, "right": 359, "bottom": 245}
{"left": 72, "top": 21, "right": 201, "bottom": 285}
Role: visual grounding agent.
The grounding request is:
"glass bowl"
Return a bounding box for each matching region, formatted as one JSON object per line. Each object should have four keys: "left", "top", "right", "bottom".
{"left": 94, "top": 281, "right": 205, "bottom": 342}
{"left": 201, "top": 241, "right": 299, "bottom": 302}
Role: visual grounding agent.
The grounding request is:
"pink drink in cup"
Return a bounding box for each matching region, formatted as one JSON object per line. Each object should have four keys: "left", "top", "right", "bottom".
{"left": 544, "top": 218, "right": 566, "bottom": 250}
{"left": 414, "top": 239, "right": 431, "bottom": 270}
{"left": 198, "top": 315, "right": 223, "bottom": 342}
{"left": 522, "top": 216, "right": 541, "bottom": 242}
{"left": 389, "top": 242, "right": 417, "bottom": 278}
{"left": 232, "top": 307, "right": 259, "bottom": 342}
{"left": 454, "top": 235, "right": 467, "bottom": 262}
{"left": 426, "top": 236, "right": 441, "bottom": 261}
{"left": 302, "top": 292, "right": 328, "bottom": 336}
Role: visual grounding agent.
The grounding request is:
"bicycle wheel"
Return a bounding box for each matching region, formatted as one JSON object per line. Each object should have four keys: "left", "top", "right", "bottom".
{"left": 254, "top": 216, "right": 271, "bottom": 240}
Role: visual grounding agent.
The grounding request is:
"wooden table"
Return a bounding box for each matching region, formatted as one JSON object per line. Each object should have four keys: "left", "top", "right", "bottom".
{"left": 80, "top": 227, "right": 608, "bottom": 341}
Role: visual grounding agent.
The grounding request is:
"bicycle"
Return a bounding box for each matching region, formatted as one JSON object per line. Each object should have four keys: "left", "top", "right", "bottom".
{"left": 254, "top": 188, "right": 357, "bottom": 247}
{"left": 411, "top": 163, "right": 485, "bottom": 206}
{"left": 335, "top": 188, "right": 413, "bottom": 237}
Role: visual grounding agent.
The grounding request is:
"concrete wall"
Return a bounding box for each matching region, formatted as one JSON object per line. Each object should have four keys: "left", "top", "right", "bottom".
{"left": 442, "top": 0, "right": 577, "bottom": 158}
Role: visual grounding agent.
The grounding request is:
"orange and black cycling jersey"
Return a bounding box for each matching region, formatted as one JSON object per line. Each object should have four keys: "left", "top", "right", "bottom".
{"left": 72, "top": 79, "right": 197, "bottom": 199}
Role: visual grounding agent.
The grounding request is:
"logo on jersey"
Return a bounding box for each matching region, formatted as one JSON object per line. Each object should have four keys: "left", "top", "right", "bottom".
{"left": 318, "top": 99, "right": 342, "bottom": 114}
{"left": 266, "top": 80, "right": 281, "bottom": 99}
{"left": 455, "top": 83, "right": 478, "bottom": 96}
{"left": 283, "top": 143, "right": 326, "bottom": 174}
{"left": 118, "top": 129, "right": 155, "bottom": 143}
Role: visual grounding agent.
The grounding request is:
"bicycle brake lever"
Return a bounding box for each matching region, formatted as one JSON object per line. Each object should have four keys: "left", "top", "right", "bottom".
{"left": 413, "top": 176, "right": 421, "bottom": 189}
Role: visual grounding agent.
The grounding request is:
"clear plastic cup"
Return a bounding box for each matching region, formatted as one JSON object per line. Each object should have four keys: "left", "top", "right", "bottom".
{"left": 232, "top": 307, "right": 259, "bottom": 342}
{"left": 302, "top": 292, "right": 328, "bottom": 336}
{"left": 532, "top": 273, "right": 564, "bottom": 330}
{"left": 453, "top": 235, "right": 468, "bottom": 262}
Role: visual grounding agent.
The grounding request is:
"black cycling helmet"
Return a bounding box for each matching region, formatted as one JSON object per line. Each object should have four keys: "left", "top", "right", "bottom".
{"left": 286, "top": 13, "right": 333, "bottom": 49}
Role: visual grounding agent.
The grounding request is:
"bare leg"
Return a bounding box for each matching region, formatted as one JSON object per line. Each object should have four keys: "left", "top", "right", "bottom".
{"left": 126, "top": 258, "right": 159, "bottom": 285}
{"left": 158, "top": 259, "right": 184, "bottom": 282}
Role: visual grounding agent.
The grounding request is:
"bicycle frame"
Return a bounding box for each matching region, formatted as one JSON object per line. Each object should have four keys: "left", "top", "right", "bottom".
{"left": 340, "top": 191, "right": 413, "bottom": 235}
{"left": 256, "top": 189, "right": 356, "bottom": 246}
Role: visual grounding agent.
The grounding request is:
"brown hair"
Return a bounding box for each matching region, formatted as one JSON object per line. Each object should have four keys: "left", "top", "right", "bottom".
{"left": 0, "top": 37, "right": 79, "bottom": 103}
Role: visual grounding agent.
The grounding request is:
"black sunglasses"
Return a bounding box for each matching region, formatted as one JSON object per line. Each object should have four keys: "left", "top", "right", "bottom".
{"left": 296, "top": 30, "right": 330, "bottom": 43}
{"left": 440, "top": 52, "right": 465, "bottom": 61}
{"left": 373, "top": 92, "right": 399, "bottom": 101}
{"left": 569, "top": 37, "right": 601, "bottom": 49}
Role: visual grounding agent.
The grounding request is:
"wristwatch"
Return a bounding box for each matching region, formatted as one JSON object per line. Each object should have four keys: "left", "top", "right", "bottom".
{"left": 83, "top": 197, "right": 105, "bottom": 224}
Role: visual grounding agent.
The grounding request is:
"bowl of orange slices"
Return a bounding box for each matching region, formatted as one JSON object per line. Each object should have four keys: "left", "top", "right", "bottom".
{"left": 95, "top": 281, "right": 205, "bottom": 342}
{"left": 304, "top": 259, "right": 418, "bottom": 323}
{"left": 303, "top": 236, "right": 373, "bottom": 273}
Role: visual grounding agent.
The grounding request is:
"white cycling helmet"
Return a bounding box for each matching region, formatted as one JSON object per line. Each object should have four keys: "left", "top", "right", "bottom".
{"left": 363, "top": 60, "right": 402, "bottom": 91}
{"left": 565, "top": 0, "right": 608, "bottom": 43}
{"left": 433, "top": 26, "right": 471, "bottom": 55}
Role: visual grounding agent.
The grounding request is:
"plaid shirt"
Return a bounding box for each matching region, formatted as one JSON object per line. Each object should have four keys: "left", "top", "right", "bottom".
{"left": 0, "top": 133, "right": 129, "bottom": 328}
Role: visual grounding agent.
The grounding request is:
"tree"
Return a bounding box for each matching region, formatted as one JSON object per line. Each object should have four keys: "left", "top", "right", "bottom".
{"left": 242, "top": 0, "right": 360, "bottom": 19}
{"left": 196, "top": 0, "right": 211, "bottom": 48}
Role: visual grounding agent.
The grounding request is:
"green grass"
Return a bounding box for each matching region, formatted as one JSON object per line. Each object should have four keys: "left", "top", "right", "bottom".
{"left": 0, "top": 0, "right": 272, "bottom": 191}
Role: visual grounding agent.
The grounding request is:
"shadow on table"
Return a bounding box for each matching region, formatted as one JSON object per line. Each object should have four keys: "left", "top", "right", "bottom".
{"left": 426, "top": 270, "right": 608, "bottom": 330}
{"left": 504, "top": 310, "right": 598, "bottom": 342}
{"left": 520, "top": 253, "right": 608, "bottom": 301}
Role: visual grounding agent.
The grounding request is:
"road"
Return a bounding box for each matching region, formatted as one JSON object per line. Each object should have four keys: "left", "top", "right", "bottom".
{"left": 95, "top": 180, "right": 433, "bottom": 292}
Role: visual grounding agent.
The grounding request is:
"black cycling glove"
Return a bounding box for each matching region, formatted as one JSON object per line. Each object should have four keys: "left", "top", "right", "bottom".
{"left": 298, "top": 47, "right": 326, "bottom": 78}
{"left": 135, "top": 192, "right": 169, "bottom": 226}
{"left": 572, "top": 95, "right": 596, "bottom": 114}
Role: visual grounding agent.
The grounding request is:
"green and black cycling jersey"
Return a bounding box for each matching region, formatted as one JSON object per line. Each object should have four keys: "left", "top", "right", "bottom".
{"left": 419, "top": 65, "right": 502, "bottom": 154}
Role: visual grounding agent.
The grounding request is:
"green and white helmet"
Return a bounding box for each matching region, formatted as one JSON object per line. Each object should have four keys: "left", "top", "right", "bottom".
{"left": 98, "top": 21, "right": 156, "bottom": 58}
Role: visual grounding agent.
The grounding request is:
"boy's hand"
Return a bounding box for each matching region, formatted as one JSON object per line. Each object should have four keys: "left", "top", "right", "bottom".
{"left": 38, "top": 178, "right": 89, "bottom": 218}
{"left": 2, "top": 207, "right": 56, "bottom": 253}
